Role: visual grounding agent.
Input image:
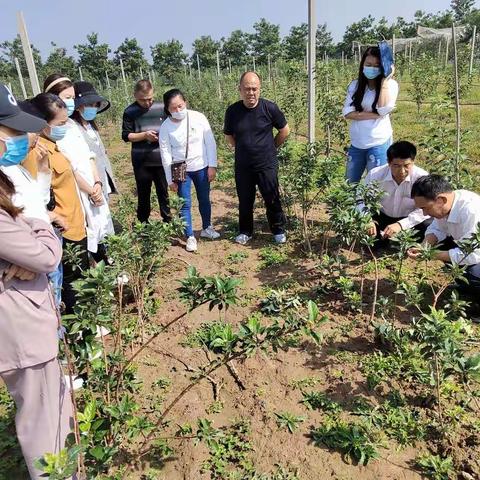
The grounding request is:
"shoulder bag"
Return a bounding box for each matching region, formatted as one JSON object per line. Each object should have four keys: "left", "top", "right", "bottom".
{"left": 171, "top": 113, "right": 189, "bottom": 183}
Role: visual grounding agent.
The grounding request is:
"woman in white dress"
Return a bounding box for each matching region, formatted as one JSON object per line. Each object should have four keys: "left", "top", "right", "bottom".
{"left": 57, "top": 82, "right": 114, "bottom": 262}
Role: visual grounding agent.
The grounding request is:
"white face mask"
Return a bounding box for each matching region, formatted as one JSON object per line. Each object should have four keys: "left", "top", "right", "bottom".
{"left": 171, "top": 108, "right": 187, "bottom": 121}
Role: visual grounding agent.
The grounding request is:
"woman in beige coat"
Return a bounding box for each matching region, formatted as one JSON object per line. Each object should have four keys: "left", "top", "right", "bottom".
{"left": 0, "top": 82, "right": 73, "bottom": 479}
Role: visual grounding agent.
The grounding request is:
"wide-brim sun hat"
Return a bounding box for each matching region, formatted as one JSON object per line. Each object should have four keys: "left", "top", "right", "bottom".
{"left": 0, "top": 83, "right": 47, "bottom": 133}
{"left": 74, "top": 81, "right": 110, "bottom": 113}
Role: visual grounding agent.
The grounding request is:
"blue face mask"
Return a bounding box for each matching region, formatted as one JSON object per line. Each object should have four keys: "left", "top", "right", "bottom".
{"left": 47, "top": 124, "right": 67, "bottom": 142}
{"left": 63, "top": 98, "right": 75, "bottom": 117}
{"left": 363, "top": 66, "right": 382, "bottom": 80}
{"left": 0, "top": 134, "right": 29, "bottom": 166}
{"left": 80, "top": 106, "right": 98, "bottom": 121}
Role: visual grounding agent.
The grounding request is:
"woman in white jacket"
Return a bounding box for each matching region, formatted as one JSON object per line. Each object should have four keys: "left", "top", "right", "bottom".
{"left": 57, "top": 83, "right": 114, "bottom": 262}
{"left": 159, "top": 89, "right": 219, "bottom": 252}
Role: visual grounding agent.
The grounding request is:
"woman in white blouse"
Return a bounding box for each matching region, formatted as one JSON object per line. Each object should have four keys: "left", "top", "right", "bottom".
{"left": 342, "top": 46, "right": 399, "bottom": 183}
{"left": 159, "top": 89, "right": 219, "bottom": 252}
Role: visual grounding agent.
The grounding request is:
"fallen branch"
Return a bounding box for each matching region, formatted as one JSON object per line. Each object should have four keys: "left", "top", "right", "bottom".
{"left": 226, "top": 360, "right": 246, "bottom": 390}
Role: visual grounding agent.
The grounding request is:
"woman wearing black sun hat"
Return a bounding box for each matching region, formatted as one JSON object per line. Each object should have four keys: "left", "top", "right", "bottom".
{"left": 57, "top": 81, "right": 115, "bottom": 265}
{"left": 71, "top": 81, "right": 117, "bottom": 202}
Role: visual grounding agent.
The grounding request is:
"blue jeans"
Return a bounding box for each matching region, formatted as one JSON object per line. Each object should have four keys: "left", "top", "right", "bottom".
{"left": 346, "top": 138, "right": 392, "bottom": 183}
{"left": 177, "top": 167, "right": 211, "bottom": 237}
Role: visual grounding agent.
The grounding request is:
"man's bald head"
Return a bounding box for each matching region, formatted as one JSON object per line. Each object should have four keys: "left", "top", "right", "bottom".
{"left": 239, "top": 71, "right": 261, "bottom": 86}
{"left": 239, "top": 71, "right": 261, "bottom": 109}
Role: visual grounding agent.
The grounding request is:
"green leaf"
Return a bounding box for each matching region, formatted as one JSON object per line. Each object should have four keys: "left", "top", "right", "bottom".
{"left": 89, "top": 445, "right": 106, "bottom": 461}
{"left": 307, "top": 300, "right": 319, "bottom": 322}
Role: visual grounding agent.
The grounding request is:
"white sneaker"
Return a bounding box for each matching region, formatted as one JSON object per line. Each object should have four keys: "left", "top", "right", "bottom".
{"left": 186, "top": 236, "right": 198, "bottom": 252}
{"left": 65, "top": 374, "right": 84, "bottom": 391}
{"left": 95, "top": 325, "right": 110, "bottom": 338}
{"left": 274, "top": 233, "right": 287, "bottom": 244}
{"left": 115, "top": 273, "right": 129, "bottom": 286}
{"left": 235, "top": 234, "right": 251, "bottom": 245}
{"left": 200, "top": 226, "right": 220, "bottom": 239}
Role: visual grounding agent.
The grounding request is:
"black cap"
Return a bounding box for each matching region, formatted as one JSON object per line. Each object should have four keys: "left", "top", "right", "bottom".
{"left": 0, "top": 83, "right": 47, "bottom": 133}
{"left": 74, "top": 81, "right": 110, "bottom": 113}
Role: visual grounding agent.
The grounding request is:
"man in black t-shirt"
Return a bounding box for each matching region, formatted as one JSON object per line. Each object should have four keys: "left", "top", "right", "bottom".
{"left": 122, "top": 79, "right": 171, "bottom": 222}
{"left": 224, "top": 71, "right": 290, "bottom": 244}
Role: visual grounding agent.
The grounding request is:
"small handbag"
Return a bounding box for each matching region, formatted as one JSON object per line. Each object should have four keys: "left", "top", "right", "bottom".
{"left": 171, "top": 113, "right": 189, "bottom": 183}
{"left": 46, "top": 187, "right": 56, "bottom": 211}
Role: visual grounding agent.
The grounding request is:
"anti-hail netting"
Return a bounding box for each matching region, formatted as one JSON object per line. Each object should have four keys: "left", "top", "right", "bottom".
{"left": 352, "top": 25, "right": 469, "bottom": 54}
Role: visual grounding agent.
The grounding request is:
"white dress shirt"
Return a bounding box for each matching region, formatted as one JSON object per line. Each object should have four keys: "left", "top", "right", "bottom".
{"left": 426, "top": 190, "right": 480, "bottom": 265}
{"left": 356, "top": 164, "right": 430, "bottom": 230}
{"left": 342, "top": 79, "right": 399, "bottom": 149}
{"left": 159, "top": 110, "right": 217, "bottom": 184}
{"left": 1, "top": 164, "right": 51, "bottom": 223}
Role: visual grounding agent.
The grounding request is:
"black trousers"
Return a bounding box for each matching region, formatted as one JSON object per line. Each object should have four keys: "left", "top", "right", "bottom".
{"left": 235, "top": 167, "right": 285, "bottom": 236}
{"left": 133, "top": 162, "right": 171, "bottom": 223}
{"left": 437, "top": 237, "right": 480, "bottom": 298}
{"left": 372, "top": 211, "right": 428, "bottom": 246}
{"left": 90, "top": 243, "right": 108, "bottom": 264}
{"left": 62, "top": 237, "right": 89, "bottom": 314}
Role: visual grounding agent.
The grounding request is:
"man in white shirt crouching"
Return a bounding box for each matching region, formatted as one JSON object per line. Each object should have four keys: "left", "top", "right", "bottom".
{"left": 357, "top": 140, "right": 430, "bottom": 247}
{"left": 408, "top": 174, "right": 480, "bottom": 307}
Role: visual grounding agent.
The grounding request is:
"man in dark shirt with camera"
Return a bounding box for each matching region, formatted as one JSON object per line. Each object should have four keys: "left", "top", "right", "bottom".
{"left": 122, "top": 79, "right": 171, "bottom": 222}
{"left": 224, "top": 71, "right": 290, "bottom": 245}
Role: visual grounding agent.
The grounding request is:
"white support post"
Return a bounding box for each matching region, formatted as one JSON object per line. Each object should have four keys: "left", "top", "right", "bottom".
{"left": 252, "top": 56, "right": 256, "bottom": 72}
{"left": 16, "top": 11, "right": 40, "bottom": 95}
{"left": 196, "top": 54, "right": 201, "bottom": 79}
{"left": 14, "top": 57, "right": 27, "bottom": 99}
{"left": 216, "top": 50, "right": 222, "bottom": 99}
{"left": 452, "top": 23, "right": 461, "bottom": 184}
{"left": 445, "top": 37, "right": 450, "bottom": 67}
{"left": 469, "top": 25, "right": 477, "bottom": 76}
{"left": 105, "top": 70, "right": 111, "bottom": 90}
{"left": 307, "top": 0, "right": 316, "bottom": 143}
{"left": 78, "top": 66, "right": 84, "bottom": 81}
{"left": 119, "top": 57, "right": 128, "bottom": 98}
{"left": 216, "top": 50, "right": 221, "bottom": 77}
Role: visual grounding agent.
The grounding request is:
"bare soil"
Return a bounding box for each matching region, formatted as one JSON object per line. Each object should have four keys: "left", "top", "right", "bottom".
{"left": 121, "top": 180, "right": 428, "bottom": 480}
